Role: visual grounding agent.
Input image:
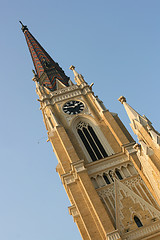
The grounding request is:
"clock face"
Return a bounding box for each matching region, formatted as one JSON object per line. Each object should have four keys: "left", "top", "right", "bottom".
{"left": 63, "top": 100, "right": 84, "bottom": 115}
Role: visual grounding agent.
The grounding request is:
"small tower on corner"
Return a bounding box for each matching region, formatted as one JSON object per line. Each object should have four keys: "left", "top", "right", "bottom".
{"left": 119, "top": 96, "right": 160, "bottom": 203}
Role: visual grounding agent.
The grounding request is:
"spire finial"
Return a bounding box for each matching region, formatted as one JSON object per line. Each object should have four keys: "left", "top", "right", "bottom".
{"left": 19, "top": 21, "right": 28, "bottom": 32}
{"left": 69, "top": 65, "right": 75, "bottom": 71}
{"left": 118, "top": 96, "right": 126, "bottom": 104}
{"left": 69, "top": 65, "right": 78, "bottom": 77}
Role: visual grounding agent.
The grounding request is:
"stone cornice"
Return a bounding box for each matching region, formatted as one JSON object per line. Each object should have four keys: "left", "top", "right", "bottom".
{"left": 68, "top": 205, "right": 80, "bottom": 220}
{"left": 86, "top": 152, "right": 128, "bottom": 175}
{"left": 106, "top": 230, "right": 121, "bottom": 240}
{"left": 122, "top": 143, "right": 137, "bottom": 156}
{"left": 71, "top": 160, "right": 86, "bottom": 173}
{"left": 61, "top": 173, "right": 76, "bottom": 185}
{"left": 38, "top": 83, "right": 93, "bottom": 110}
{"left": 61, "top": 160, "right": 86, "bottom": 186}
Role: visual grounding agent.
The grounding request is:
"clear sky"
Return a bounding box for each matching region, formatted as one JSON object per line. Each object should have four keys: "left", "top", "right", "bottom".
{"left": 0, "top": 1, "right": 160, "bottom": 240}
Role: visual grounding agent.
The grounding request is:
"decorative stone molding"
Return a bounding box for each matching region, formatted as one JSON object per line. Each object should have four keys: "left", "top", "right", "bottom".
{"left": 62, "top": 173, "right": 76, "bottom": 185}
{"left": 98, "top": 185, "right": 114, "bottom": 198}
{"left": 42, "top": 100, "right": 52, "bottom": 108}
{"left": 48, "top": 129, "right": 56, "bottom": 139}
{"left": 87, "top": 154, "right": 128, "bottom": 175}
{"left": 72, "top": 160, "right": 86, "bottom": 173}
{"left": 140, "top": 140, "right": 154, "bottom": 156}
{"left": 82, "top": 87, "right": 91, "bottom": 95}
{"left": 51, "top": 85, "right": 79, "bottom": 96}
{"left": 36, "top": 80, "right": 94, "bottom": 108}
{"left": 133, "top": 143, "right": 141, "bottom": 151}
{"left": 123, "top": 144, "right": 137, "bottom": 156}
{"left": 51, "top": 90, "right": 82, "bottom": 104}
{"left": 124, "top": 176, "right": 142, "bottom": 188}
{"left": 106, "top": 230, "right": 121, "bottom": 240}
{"left": 68, "top": 205, "right": 79, "bottom": 220}
{"left": 147, "top": 127, "right": 160, "bottom": 147}
{"left": 123, "top": 220, "right": 160, "bottom": 240}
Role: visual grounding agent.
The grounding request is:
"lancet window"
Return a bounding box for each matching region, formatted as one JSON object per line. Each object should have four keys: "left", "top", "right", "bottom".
{"left": 103, "top": 173, "right": 111, "bottom": 184}
{"left": 134, "top": 216, "right": 143, "bottom": 228}
{"left": 115, "top": 169, "right": 123, "bottom": 180}
{"left": 76, "top": 121, "right": 108, "bottom": 162}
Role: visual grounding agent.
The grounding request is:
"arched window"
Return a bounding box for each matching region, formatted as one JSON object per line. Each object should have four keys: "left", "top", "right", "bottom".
{"left": 77, "top": 121, "right": 108, "bottom": 162}
{"left": 109, "top": 170, "right": 114, "bottom": 182}
{"left": 134, "top": 216, "right": 143, "bottom": 228}
{"left": 103, "top": 173, "right": 111, "bottom": 184}
{"left": 115, "top": 169, "right": 123, "bottom": 180}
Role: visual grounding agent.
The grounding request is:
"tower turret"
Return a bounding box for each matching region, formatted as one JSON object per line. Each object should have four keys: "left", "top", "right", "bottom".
{"left": 21, "top": 24, "right": 160, "bottom": 240}
{"left": 119, "top": 96, "right": 160, "bottom": 202}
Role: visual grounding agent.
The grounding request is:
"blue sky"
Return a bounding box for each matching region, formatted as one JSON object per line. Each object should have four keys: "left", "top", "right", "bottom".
{"left": 0, "top": 1, "right": 160, "bottom": 239}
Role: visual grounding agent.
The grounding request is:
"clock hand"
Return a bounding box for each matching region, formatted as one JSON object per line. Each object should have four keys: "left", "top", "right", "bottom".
{"left": 64, "top": 105, "right": 75, "bottom": 108}
{"left": 74, "top": 102, "right": 81, "bottom": 107}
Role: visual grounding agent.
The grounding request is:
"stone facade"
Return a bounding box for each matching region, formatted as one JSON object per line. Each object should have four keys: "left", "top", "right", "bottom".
{"left": 21, "top": 25, "right": 160, "bottom": 240}
{"left": 35, "top": 70, "right": 160, "bottom": 240}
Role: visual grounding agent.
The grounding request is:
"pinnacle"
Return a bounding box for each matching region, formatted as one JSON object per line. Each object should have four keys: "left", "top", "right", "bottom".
{"left": 118, "top": 96, "right": 126, "bottom": 104}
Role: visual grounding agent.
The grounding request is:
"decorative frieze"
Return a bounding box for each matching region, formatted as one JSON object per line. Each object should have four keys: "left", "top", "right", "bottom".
{"left": 51, "top": 90, "right": 82, "bottom": 104}
{"left": 123, "top": 220, "right": 160, "bottom": 240}
{"left": 98, "top": 185, "right": 114, "bottom": 198}
{"left": 87, "top": 154, "right": 128, "bottom": 175}
{"left": 106, "top": 230, "right": 121, "bottom": 240}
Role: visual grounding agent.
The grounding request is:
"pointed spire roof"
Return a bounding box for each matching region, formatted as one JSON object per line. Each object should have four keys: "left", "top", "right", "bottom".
{"left": 118, "top": 96, "right": 150, "bottom": 129}
{"left": 20, "top": 21, "right": 69, "bottom": 91}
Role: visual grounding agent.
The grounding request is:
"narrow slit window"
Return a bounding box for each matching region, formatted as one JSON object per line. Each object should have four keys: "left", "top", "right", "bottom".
{"left": 115, "top": 169, "right": 123, "bottom": 180}
{"left": 103, "top": 173, "right": 110, "bottom": 184}
{"left": 134, "top": 216, "right": 143, "bottom": 228}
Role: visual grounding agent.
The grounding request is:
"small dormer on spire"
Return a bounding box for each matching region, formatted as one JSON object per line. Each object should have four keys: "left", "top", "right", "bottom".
{"left": 69, "top": 65, "right": 86, "bottom": 85}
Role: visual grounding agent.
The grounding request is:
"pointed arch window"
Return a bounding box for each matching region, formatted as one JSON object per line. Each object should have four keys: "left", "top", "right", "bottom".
{"left": 134, "top": 216, "right": 143, "bottom": 228}
{"left": 115, "top": 169, "right": 123, "bottom": 180}
{"left": 103, "top": 173, "right": 111, "bottom": 185}
{"left": 76, "top": 121, "right": 108, "bottom": 162}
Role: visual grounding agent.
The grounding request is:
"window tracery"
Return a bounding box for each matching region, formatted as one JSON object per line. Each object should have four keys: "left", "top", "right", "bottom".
{"left": 76, "top": 121, "right": 108, "bottom": 162}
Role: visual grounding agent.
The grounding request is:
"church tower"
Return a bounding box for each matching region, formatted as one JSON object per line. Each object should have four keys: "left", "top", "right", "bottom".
{"left": 20, "top": 22, "right": 160, "bottom": 240}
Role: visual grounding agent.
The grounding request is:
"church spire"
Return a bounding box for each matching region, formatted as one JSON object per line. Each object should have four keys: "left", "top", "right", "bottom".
{"left": 118, "top": 95, "right": 160, "bottom": 150}
{"left": 20, "top": 21, "right": 69, "bottom": 91}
